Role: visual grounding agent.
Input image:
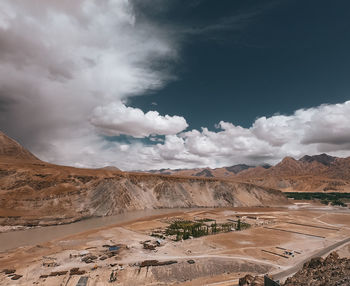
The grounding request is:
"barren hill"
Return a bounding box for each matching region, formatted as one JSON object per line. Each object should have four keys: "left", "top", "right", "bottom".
{"left": 0, "top": 131, "right": 287, "bottom": 228}
{"left": 0, "top": 131, "right": 39, "bottom": 162}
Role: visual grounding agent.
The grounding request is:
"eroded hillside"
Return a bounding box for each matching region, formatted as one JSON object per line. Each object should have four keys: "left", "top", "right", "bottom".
{"left": 0, "top": 131, "right": 287, "bottom": 228}
{"left": 0, "top": 162, "right": 286, "bottom": 227}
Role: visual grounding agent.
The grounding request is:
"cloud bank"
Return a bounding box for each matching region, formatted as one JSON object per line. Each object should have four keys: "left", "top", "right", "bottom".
{"left": 0, "top": 1, "right": 350, "bottom": 170}
{"left": 36, "top": 100, "right": 350, "bottom": 171}
{"left": 121, "top": 100, "right": 350, "bottom": 170}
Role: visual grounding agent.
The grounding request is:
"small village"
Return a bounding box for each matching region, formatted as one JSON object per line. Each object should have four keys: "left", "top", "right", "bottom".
{"left": 1, "top": 209, "right": 291, "bottom": 285}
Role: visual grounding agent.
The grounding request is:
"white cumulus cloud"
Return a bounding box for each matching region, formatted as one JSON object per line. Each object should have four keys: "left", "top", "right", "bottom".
{"left": 144, "top": 101, "right": 350, "bottom": 170}
{"left": 90, "top": 101, "right": 188, "bottom": 137}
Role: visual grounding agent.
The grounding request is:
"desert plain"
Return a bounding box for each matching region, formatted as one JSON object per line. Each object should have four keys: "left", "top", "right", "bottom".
{"left": 1, "top": 202, "right": 350, "bottom": 286}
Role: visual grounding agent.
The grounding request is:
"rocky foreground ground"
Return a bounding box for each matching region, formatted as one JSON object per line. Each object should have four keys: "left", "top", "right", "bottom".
{"left": 239, "top": 251, "right": 350, "bottom": 286}
{"left": 283, "top": 252, "right": 350, "bottom": 286}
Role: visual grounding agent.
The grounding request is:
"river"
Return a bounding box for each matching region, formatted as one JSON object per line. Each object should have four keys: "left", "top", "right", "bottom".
{"left": 0, "top": 208, "right": 202, "bottom": 252}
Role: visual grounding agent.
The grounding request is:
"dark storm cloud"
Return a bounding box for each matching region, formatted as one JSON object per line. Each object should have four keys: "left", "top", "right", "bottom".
{"left": 0, "top": 22, "right": 74, "bottom": 80}
{"left": 0, "top": 88, "right": 17, "bottom": 112}
{"left": 0, "top": 0, "right": 187, "bottom": 168}
{"left": 317, "top": 143, "right": 350, "bottom": 153}
{"left": 304, "top": 135, "right": 350, "bottom": 146}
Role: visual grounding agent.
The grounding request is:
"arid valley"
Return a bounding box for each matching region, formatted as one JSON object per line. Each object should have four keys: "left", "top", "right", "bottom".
{"left": 2, "top": 2, "right": 350, "bottom": 285}
{"left": 1, "top": 131, "right": 350, "bottom": 285}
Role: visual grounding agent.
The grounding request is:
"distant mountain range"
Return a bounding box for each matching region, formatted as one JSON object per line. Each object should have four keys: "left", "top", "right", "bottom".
{"left": 146, "top": 154, "right": 350, "bottom": 193}
{"left": 147, "top": 163, "right": 264, "bottom": 177}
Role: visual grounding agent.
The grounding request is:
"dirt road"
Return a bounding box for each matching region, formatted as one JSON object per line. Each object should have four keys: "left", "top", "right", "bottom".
{"left": 272, "top": 237, "right": 350, "bottom": 281}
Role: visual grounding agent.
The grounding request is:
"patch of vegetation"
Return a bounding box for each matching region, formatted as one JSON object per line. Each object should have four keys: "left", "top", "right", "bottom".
{"left": 331, "top": 200, "right": 346, "bottom": 207}
{"left": 285, "top": 192, "right": 350, "bottom": 207}
{"left": 165, "top": 220, "right": 207, "bottom": 240}
{"left": 235, "top": 218, "right": 250, "bottom": 231}
{"left": 165, "top": 219, "right": 250, "bottom": 241}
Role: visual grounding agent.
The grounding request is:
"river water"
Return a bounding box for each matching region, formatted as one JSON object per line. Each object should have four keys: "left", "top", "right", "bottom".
{"left": 0, "top": 208, "right": 202, "bottom": 252}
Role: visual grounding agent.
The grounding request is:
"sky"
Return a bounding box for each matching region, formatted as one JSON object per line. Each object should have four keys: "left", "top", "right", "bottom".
{"left": 0, "top": 0, "right": 350, "bottom": 170}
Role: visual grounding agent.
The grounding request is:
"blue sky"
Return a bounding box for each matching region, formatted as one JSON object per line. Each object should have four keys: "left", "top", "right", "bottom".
{"left": 131, "top": 0, "right": 350, "bottom": 130}
{"left": 1, "top": 0, "right": 350, "bottom": 170}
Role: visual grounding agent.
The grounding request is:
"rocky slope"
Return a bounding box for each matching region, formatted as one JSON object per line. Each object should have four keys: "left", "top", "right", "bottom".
{"left": 0, "top": 131, "right": 287, "bottom": 227}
